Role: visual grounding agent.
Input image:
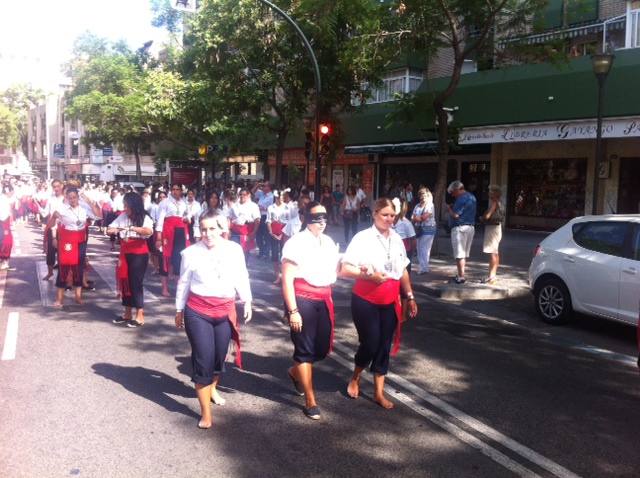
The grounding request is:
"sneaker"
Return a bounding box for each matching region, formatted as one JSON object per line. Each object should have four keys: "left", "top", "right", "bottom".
{"left": 126, "top": 320, "right": 144, "bottom": 328}
{"left": 452, "top": 276, "right": 466, "bottom": 284}
{"left": 303, "top": 406, "right": 321, "bottom": 420}
{"left": 112, "top": 317, "right": 130, "bottom": 325}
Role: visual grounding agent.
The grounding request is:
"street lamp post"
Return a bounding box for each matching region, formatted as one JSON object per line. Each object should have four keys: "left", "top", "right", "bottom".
{"left": 590, "top": 53, "right": 614, "bottom": 215}
{"left": 256, "top": 0, "right": 322, "bottom": 197}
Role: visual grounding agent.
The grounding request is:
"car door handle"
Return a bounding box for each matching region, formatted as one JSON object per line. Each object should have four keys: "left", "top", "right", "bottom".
{"left": 623, "top": 268, "right": 637, "bottom": 275}
{"left": 563, "top": 257, "right": 575, "bottom": 263}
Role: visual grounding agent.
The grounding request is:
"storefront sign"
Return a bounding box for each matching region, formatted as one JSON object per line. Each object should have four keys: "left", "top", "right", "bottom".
{"left": 171, "top": 168, "right": 199, "bottom": 187}
{"left": 459, "top": 117, "right": 640, "bottom": 145}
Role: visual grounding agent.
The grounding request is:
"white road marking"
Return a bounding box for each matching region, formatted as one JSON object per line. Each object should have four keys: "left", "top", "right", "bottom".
{"left": 1, "top": 312, "right": 19, "bottom": 360}
{"left": 91, "top": 262, "right": 158, "bottom": 303}
{"left": 252, "top": 298, "right": 581, "bottom": 478}
{"left": 36, "top": 261, "right": 52, "bottom": 307}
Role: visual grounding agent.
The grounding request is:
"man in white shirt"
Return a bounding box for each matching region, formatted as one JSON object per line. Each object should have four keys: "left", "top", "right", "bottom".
{"left": 229, "top": 188, "right": 261, "bottom": 263}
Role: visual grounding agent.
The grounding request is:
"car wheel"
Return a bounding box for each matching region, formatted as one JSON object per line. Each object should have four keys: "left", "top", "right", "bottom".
{"left": 534, "top": 277, "right": 572, "bottom": 325}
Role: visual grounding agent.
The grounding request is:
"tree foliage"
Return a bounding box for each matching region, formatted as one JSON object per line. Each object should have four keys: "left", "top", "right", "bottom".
{"left": 0, "top": 83, "right": 45, "bottom": 154}
{"left": 0, "top": 104, "right": 19, "bottom": 149}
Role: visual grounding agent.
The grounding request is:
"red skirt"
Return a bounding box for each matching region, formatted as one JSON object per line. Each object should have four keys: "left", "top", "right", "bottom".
{"left": 0, "top": 218, "right": 12, "bottom": 260}
{"left": 58, "top": 227, "right": 86, "bottom": 284}
{"left": 162, "top": 216, "right": 190, "bottom": 271}
{"left": 231, "top": 223, "right": 256, "bottom": 252}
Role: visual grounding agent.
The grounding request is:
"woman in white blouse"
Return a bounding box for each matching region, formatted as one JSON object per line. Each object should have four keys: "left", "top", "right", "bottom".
{"left": 411, "top": 188, "right": 436, "bottom": 274}
{"left": 46, "top": 187, "right": 102, "bottom": 307}
{"left": 107, "top": 192, "right": 154, "bottom": 327}
{"left": 281, "top": 202, "right": 340, "bottom": 421}
{"left": 340, "top": 198, "right": 418, "bottom": 409}
{"left": 175, "top": 210, "right": 253, "bottom": 429}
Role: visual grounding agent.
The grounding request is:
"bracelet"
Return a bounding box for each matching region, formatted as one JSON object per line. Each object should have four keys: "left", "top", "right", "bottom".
{"left": 406, "top": 293, "right": 415, "bottom": 300}
{"left": 288, "top": 308, "right": 299, "bottom": 316}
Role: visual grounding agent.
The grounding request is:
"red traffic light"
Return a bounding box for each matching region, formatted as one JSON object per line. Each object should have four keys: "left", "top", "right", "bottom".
{"left": 319, "top": 124, "right": 331, "bottom": 135}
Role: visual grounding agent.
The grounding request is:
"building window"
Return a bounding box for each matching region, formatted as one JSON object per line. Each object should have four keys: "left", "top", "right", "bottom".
{"left": 359, "top": 68, "right": 424, "bottom": 104}
{"left": 630, "top": 9, "right": 640, "bottom": 48}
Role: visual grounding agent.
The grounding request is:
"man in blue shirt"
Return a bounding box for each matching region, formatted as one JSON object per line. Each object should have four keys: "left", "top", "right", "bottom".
{"left": 446, "top": 180, "right": 477, "bottom": 284}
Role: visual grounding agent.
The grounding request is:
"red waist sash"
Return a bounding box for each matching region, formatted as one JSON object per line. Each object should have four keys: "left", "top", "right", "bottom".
{"left": 162, "top": 216, "right": 190, "bottom": 269}
{"left": 294, "top": 278, "right": 335, "bottom": 352}
{"left": 186, "top": 293, "right": 242, "bottom": 368}
{"left": 0, "top": 218, "right": 12, "bottom": 260}
{"left": 116, "top": 239, "right": 149, "bottom": 297}
{"left": 270, "top": 221, "right": 285, "bottom": 237}
{"left": 231, "top": 223, "right": 256, "bottom": 252}
{"left": 58, "top": 227, "right": 86, "bottom": 266}
{"left": 353, "top": 278, "right": 403, "bottom": 356}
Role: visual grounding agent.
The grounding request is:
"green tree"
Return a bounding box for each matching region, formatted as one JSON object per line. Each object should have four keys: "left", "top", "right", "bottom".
{"left": 1, "top": 84, "right": 45, "bottom": 155}
{"left": 66, "top": 41, "right": 155, "bottom": 180}
{"left": 391, "top": 0, "right": 546, "bottom": 212}
{"left": 0, "top": 104, "right": 19, "bottom": 149}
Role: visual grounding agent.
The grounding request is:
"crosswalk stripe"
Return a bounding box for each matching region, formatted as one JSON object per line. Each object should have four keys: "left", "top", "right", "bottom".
{"left": 1, "top": 312, "right": 19, "bottom": 361}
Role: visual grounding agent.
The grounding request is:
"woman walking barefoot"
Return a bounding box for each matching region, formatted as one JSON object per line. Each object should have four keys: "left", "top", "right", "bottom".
{"left": 340, "top": 198, "right": 418, "bottom": 409}
{"left": 175, "top": 210, "right": 253, "bottom": 429}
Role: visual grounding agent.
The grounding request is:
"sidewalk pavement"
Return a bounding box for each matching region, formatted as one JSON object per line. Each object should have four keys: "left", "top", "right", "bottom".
{"left": 323, "top": 222, "right": 549, "bottom": 302}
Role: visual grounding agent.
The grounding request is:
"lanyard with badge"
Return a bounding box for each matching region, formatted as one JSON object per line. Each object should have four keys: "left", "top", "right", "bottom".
{"left": 69, "top": 205, "right": 83, "bottom": 227}
{"left": 377, "top": 235, "right": 393, "bottom": 273}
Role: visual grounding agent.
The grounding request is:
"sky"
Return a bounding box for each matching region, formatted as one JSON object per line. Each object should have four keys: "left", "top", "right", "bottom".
{"left": 0, "top": 0, "right": 169, "bottom": 92}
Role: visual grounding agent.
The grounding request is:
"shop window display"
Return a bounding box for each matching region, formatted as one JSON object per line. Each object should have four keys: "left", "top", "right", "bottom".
{"left": 508, "top": 158, "right": 586, "bottom": 230}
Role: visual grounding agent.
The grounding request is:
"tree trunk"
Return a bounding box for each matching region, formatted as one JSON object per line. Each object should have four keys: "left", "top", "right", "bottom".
{"left": 433, "top": 104, "right": 450, "bottom": 223}
{"left": 133, "top": 142, "right": 142, "bottom": 180}
{"left": 274, "top": 128, "right": 288, "bottom": 188}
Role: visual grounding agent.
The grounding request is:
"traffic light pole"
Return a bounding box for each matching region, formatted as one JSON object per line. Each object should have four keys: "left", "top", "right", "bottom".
{"left": 256, "top": 0, "right": 322, "bottom": 198}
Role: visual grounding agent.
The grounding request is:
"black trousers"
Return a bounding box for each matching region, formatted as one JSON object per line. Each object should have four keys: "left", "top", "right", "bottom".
{"left": 184, "top": 306, "right": 232, "bottom": 385}
{"left": 290, "top": 296, "right": 331, "bottom": 364}
{"left": 121, "top": 253, "right": 148, "bottom": 309}
{"left": 351, "top": 294, "right": 397, "bottom": 375}
{"left": 46, "top": 228, "right": 56, "bottom": 267}
{"left": 257, "top": 215, "right": 268, "bottom": 256}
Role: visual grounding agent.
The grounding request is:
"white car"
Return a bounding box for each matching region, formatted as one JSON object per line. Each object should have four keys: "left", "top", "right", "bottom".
{"left": 529, "top": 215, "right": 640, "bottom": 325}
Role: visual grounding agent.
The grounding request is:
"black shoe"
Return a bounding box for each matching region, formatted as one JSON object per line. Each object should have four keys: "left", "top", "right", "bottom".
{"left": 452, "top": 276, "right": 466, "bottom": 284}
{"left": 113, "top": 317, "right": 130, "bottom": 325}
{"left": 303, "top": 406, "right": 321, "bottom": 420}
{"left": 126, "top": 320, "right": 144, "bottom": 328}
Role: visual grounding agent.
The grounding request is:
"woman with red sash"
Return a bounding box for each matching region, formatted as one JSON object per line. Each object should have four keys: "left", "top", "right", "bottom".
{"left": 107, "top": 192, "right": 154, "bottom": 328}
{"left": 281, "top": 202, "right": 340, "bottom": 421}
{"left": 229, "top": 188, "right": 260, "bottom": 263}
{"left": 155, "top": 184, "right": 190, "bottom": 297}
{"left": 341, "top": 198, "right": 418, "bottom": 409}
{"left": 0, "top": 184, "right": 14, "bottom": 270}
{"left": 47, "top": 187, "right": 102, "bottom": 308}
{"left": 266, "top": 190, "right": 288, "bottom": 284}
{"left": 175, "top": 210, "right": 252, "bottom": 429}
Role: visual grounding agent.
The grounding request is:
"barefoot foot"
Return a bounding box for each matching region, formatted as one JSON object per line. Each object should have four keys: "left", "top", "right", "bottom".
{"left": 347, "top": 377, "right": 360, "bottom": 399}
{"left": 197, "top": 418, "right": 212, "bottom": 429}
{"left": 374, "top": 395, "right": 394, "bottom": 409}
{"left": 42, "top": 273, "right": 53, "bottom": 281}
{"left": 51, "top": 302, "right": 63, "bottom": 308}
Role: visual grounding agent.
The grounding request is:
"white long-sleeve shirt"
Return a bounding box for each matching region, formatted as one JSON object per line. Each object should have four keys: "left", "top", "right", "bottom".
{"left": 175, "top": 240, "right": 252, "bottom": 311}
{"left": 156, "top": 196, "right": 188, "bottom": 232}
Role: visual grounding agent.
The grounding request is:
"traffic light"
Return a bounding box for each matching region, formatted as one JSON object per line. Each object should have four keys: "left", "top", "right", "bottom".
{"left": 304, "top": 131, "right": 313, "bottom": 161}
{"left": 319, "top": 123, "right": 331, "bottom": 157}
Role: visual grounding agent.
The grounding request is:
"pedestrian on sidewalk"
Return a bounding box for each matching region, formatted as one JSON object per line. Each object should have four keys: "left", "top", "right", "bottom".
{"left": 342, "top": 186, "right": 359, "bottom": 244}
{"left": 175, "top": 210, "right": 253, "bottom": 429}
{"left": 446, "top": 181, "right": 477, "bottom": 284}
{"left": 331, "top": 184, "right": 344, "bottom": 225}
{"left": 411, "top": 187, "right": 436, "bottom": 275}
{"left": 480, "top": 186, "right": 505, "bottom": 285}
{"left": 340, "top": 198, "right": 418, "bottom": 409}
{"left": 108, "top": 192, "right": 154, "bottom": 327}
{"left": 281, "top": 202, "right": 340, "bottom": 421}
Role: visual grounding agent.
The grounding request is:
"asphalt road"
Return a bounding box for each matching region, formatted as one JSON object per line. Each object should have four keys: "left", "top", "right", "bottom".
{"left": 0, "top": 222, "right": 638, "bottom": 478}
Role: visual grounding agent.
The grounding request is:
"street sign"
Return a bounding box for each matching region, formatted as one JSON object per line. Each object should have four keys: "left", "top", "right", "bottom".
{"left": 53, "top": 144, "right": 64, "bottom": 158}
{"left": 198, "top": 145, "right": 207, "bottom": 156}
{"left": 103, "top": 146, "right": 113, "bottom": 156}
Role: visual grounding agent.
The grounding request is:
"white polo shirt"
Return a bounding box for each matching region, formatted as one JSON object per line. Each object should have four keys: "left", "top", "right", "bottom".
{"left": 343, "top": 226, "right": 409, "bottom": 281}
{"left": 229, "top": 200, "right": 260, "bottom": 225}
{"left": 281, "top": 228, "right": 339, "bottom": 287}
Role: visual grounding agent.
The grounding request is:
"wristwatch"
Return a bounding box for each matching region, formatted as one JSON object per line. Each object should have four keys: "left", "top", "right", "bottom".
{"left": 406, "top": 293, "right": 415, "bottom": 301}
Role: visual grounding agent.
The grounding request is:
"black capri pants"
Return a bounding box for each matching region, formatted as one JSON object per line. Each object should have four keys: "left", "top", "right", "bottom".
{"left": 184, "top": 306, "right": 232, "bottom": 385}
{"left": 122, "top": 253, "right": 149, "bottom": 309}
{"left": 290, "top": 296, "right": 331, "bottom": 364}
{"left": 351, "top": 294, "right": 398, "bottom": 376}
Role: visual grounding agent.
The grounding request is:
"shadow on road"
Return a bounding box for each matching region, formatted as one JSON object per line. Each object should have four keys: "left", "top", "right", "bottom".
{"left": 92, "top": 363, "right": 199, "bottom": 420}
